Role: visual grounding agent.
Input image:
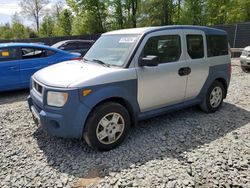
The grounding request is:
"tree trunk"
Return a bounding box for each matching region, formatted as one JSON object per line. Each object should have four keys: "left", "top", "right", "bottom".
{"left": 131, "top": 1, "right": 137, "bottom": 28}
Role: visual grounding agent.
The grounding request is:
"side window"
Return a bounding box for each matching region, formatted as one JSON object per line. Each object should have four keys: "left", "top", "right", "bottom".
{"left": 142, "top": 35, "right": 181, "bottom": 63}
{"left": 47, "top": 50, "right": 56, "bottom": 56}
{"left": 21, "top": 48, "right": 47, "bottom": 59}
{"left": 186, "top": 35, "right": 204, "bottom": 59}
{"left": 63, "top": 43, "right": 78, "bottom": 50}
{"left": 207, "top": 35, "right": 228, "bottom": 57}
{"left": 0, "top": 48, "right": 18, "bottom": 62}
{"left": 78, "top": 42, "right": 92, "bottom": 50}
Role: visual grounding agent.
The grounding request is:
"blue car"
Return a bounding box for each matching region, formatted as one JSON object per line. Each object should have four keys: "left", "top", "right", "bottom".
{"left": 0, "top": 43, "right": 81, "bottom": 92}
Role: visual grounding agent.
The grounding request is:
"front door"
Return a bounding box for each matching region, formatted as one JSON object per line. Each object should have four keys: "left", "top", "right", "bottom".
{"left": 0, "top": 47, "right": 20, "bottom": 91}
{"left": 135, "top": 30, "right": 188, "bottom": 112}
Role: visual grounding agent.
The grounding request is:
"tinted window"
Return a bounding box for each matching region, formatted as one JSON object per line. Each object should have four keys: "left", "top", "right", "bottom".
{"left": 63, "top": 43, "right": 78, "bottom": 50}
{"left": 142, "top": 35, "right": 181, "bottom": 63}
{"left": 78, "top": 42, "right": 92, "bottom": 49}
{"left": 207, "top": 35, "right": 228, "bottom": 57}
{"left": 21, "top": 48, "right": 53, "bottom": 59}
{"left": 47, "top": 50, "right": 56, "bottom": 56}
{"left": 0, "top": 48, "right": 18, "bottom": 62}
{"left": 186, "top": 35, "right": 204, "bottom": 59}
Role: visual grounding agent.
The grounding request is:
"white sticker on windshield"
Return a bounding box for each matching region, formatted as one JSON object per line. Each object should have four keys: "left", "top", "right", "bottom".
{"left": 119, "top": 37, "right": 137, "bottom": 43}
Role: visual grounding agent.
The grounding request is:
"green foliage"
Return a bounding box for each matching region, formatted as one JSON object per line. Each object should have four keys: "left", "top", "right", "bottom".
{"left": 0, "top": 13, "right": 29, "bottom": 39}
{"left": 58, "top": 9, "right": 73, "bottom": 35}
{"left": 1, "top": 0, "right": 250, "bottom": 39}
{"left": 40, "top": 14, "right": 56, "bottom": 37}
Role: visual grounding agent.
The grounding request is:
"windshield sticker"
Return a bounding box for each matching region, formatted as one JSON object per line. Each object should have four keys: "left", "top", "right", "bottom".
{"left": 2, "top": 51, "right": 9, "bottom": 57}
{"left": 119, "top": 37, "right": 137, "bottom": 43}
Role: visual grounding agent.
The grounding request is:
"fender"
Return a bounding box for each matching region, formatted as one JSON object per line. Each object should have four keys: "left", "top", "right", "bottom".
{"left": 198, "top": 63, "right": 230, "bottom": 100}
{"left": 80, "top": 79, "right": 140, "bottom": 117}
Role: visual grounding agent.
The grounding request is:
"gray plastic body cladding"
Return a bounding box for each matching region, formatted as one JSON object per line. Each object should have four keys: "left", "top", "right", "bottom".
{"left": 138, "top": 63, "right": 230, "bottom": 120}
{"left": 81, "top": 79, "right": 139, "bottom": 124}
{"left": 197, "top": 63, "right": 230, "bottom": 99}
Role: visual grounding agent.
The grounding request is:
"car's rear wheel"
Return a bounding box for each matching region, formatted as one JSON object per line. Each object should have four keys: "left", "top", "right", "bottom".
{"left": 200, "top": 81, "right": 225, "bottom": 113}
{"left": 83, "top": 102, "right": 131, "bottom": 151}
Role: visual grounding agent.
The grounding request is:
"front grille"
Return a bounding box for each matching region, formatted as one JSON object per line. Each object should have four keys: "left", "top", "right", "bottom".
{"left": 33, "top": 80, "right": 43, "bottom": 95}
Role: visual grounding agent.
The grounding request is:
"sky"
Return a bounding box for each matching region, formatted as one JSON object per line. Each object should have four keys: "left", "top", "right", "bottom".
{"left": 0, "top": 0, "right": 66, "bottom": 26}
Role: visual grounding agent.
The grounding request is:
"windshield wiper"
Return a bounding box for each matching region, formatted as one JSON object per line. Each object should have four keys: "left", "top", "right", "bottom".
{"left": 91, "top": 59, "right": 110, "bottom": 67}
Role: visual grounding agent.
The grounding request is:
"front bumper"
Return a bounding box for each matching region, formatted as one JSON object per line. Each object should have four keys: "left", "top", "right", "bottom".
{"left": 27, "top": 88, "right": 91, "bottom": 139}
{"left": 240, "top": 57, "right": 250, "bottom": 68}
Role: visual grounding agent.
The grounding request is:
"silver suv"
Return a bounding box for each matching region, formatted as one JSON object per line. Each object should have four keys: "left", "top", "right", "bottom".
{"left": 28, "top": 26, "right": 231, "bottom": 150}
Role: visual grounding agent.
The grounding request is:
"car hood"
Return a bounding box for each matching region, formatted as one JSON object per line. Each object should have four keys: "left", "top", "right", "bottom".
{"left": 33, "top": 60, "right": 121, "bottom": 88}
{"left": 244, "top": 46, "right": 250, "bottom": 51}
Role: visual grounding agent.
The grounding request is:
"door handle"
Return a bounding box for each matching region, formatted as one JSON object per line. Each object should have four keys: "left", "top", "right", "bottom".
{"left": 178, "top": 67, "right": 191, "bottom": 76}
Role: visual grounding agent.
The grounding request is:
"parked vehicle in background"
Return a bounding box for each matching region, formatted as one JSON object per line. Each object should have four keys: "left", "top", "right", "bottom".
{"left": 240, "top": 46, "right": 250, "bottom": 72}
{"left": 28, "top": 26, "right": 231, "bottom": 151}
{"left": 0, "top": 43, "right": 81, "bottom": 92}
{"left": 52, "top": 40, "right": 95, "bottom": 56}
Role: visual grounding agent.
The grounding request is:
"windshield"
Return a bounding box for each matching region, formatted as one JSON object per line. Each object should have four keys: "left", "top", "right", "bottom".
{"left": 84, "top": 34, "right": 140, "bottom": 66}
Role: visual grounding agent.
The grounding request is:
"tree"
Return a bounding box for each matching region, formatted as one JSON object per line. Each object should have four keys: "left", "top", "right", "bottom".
{"left": 58, "top": 9, "right": 73, "bottom": 35}
{"left": 179, "top": 0, "right": 205, "bottom": 25}
{"left": 53, "top": 1, "right": 64, "bottom": 19}
{"left": 11, "top": 13, "right": 29, "bottom": 39}
{"left": 67, "top": 0, "right": 108, "bottom": 34}
{"left": 40, "top": 14, "right": 55, "bottom": 37}
{"left": 20, "top": 0, "right": 49, "bottom": 33}
{"left": 0, "top": 24, "right": 13, "bottom": 39}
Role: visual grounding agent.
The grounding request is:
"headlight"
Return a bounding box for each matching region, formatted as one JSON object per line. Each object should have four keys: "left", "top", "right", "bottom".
{"left": 47, "top": 91, "right": 68, "bottom": 107}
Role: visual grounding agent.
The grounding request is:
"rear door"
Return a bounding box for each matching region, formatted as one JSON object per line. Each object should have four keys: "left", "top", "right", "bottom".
{"left": 183, "top": 30, "right": 209, "bottom": 100}
{"left": 0, "top": 47, "right": 20, "bottom": 91}
{"left": 19, "top": 47, "right": 56, "bottom": 87}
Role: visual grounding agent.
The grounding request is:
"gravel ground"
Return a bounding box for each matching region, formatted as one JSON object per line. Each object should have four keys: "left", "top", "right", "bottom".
{"left": 0, "top": 59, "right": 249, "bottom": 188}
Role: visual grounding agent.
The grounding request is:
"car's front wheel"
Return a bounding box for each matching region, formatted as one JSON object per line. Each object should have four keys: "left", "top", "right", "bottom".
{"left": 83, "top": 102, "right": 131, "bottom": 151}
{"left": 200, "top": 80, "right": 225, "bottom": 113}
{"left": 241, "top": 66, "right": 250, "bottom": 72}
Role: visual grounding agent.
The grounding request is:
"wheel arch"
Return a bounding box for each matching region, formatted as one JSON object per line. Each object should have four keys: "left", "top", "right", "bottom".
{"left": 92, "top": 97, "right": 137, "bottom": 126}
{"left": 215, "top": 77, "right": 228, "bottom": 98}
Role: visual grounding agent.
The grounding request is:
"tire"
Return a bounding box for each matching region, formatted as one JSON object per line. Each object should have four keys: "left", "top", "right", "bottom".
{"left": 241, "top": 66, "right": 250, "bottom": 72}
{"left": 83, "top": 102, "right": 131, "bottom": 151}
{"left": 200, "top": 81, "right": 225, "bottom": 113}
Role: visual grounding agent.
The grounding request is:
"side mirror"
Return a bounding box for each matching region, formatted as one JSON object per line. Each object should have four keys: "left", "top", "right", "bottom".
{"left": 139, "top": 55, "right": 159, "bottom": 67}
{"left": 59, "top": 46, "right": 65, "bottom": 50}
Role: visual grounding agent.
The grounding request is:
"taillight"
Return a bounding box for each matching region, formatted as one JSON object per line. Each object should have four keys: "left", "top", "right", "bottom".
{"left": 71, "top": 57, "right": 82, "bottom": 60}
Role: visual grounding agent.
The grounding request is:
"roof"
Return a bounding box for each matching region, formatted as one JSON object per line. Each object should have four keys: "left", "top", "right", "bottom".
{"left": 0, "top": 42, "right": 65, "bottom": 52}
{"left": 0, "top": 42, "right": 52, "bottom": 48}
{"left": 52, "top": 40, "right": 95, "bottom": 48}
{"left": 104, "top": 25, "right": 227, "bottom": 36}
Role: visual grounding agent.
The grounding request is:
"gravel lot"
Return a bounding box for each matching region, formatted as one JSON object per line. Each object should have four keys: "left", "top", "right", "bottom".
{"left": 0, "top": 59, "right": 249, "bottom": 188}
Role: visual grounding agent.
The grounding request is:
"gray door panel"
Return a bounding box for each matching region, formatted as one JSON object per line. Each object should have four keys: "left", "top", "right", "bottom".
{"left": 183, "top": 30, "right": 209, "bottom": 100}
{"left": 134, "top": 30, "right": 188, "bottom": 112}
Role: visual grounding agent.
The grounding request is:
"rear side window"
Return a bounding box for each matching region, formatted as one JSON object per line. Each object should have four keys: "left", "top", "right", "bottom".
{"left": 186, "top": 35, "right": 204, "bottom": 59}
{"left": 0, "top": 48, "right": 18, "bottom": 62}
{"left": 207, "top": 35, "right": 228, "bottom": 57}
{"left": 63, "top": 43, "right": 78, "bottom": 50}
{"left": 78, "top": 42, "right": 92, "bottom": 49}
{"left": 143, "top": 35, "right": 181, "bottom": 63}
{"left": 21, "top": 48, "right": 55, "bottom": 59}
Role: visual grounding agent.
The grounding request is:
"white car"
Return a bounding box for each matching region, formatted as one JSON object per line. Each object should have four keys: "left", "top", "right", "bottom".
{"left": 240, "top": 46, "right": 250, "bottom": 72}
